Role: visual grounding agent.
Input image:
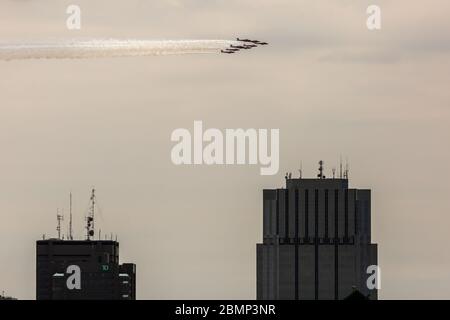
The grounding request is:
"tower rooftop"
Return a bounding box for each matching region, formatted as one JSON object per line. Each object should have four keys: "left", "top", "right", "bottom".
{"left": 286, "top": 178, "right": 348, "bottom": 190}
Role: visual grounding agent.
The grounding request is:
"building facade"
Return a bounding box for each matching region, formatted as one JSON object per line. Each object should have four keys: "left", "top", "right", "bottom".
{"left": 257, "top": 175, "right": 378, "bottom": 300}
{"left": 36, "top": 239, "right": 136, "bottom": 300}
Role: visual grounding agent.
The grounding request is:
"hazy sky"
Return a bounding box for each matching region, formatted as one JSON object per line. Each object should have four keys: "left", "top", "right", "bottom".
{"left": 1, "top": 0, "right": 450, "bottom": 299}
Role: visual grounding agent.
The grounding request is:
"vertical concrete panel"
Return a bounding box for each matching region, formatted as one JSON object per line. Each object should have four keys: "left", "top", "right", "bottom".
{"left": 308, "top": 190, "right": 315, "bottom": 240}
{"left": 288, "top": 189, "right": 296, "bottom": 241}
{"left": 318, "top": 189, "right": 325, "bottom": 239}
{"left": 328, "top": 189, "right": 335, "bottom": 239}
{"left": 318, "top": 245, "right": 334, "bottom": 299}
{"left": 278, "top": 189, "right": 286, "bottom": 239}
{"left": 356, "top": 190, "right": 371, "bottom": 244}
{"left": 298, "top": 245, "right": 315, "bottom": 300}
{"left": 263, "top": 200, "right": 271, "bottom": 238}
{"left": 256, "top": 244, "right": 264, "bottom": 299}
{"left": 348, "top": 189, "right": 356, "bottom": 240}
{"left": 258, "top": 244, "right": 279, "bottom": 300}
{"left": 338, "top": 245, "right": 356, "bottom": 299}
{"left": 297, "top": 189, "right": 305, "bottom": 240}
{"left": 278, "top": 245, "right": 296, "bottom": 299}
{"left": 271, "top": 199, "right": 277, "bottom": 238}
{"left": 358, "top": 243, "right": 378, "bottom": 300}
{"left": 338, "top": 190, "right": 346, "bottom": 240}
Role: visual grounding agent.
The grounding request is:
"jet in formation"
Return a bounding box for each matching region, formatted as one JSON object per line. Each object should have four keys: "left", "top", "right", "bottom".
{"left": 237, "top": 38, "right": 269, "bottom": 45}
{"left": 221, "top": 38, "right": 269, "bottom": 54}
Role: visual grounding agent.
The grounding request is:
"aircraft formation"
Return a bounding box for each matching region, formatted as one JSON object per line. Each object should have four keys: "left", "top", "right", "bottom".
{"left": 221, "top": 38, "right": 269, "bottom": 54}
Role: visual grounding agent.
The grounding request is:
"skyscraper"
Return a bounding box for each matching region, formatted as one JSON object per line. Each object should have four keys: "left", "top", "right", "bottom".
{"left": 256, "top": 162, "right": 378, "bottom": 300}
{"left": 36, "top": 239, "right": 136, "bottom": 300}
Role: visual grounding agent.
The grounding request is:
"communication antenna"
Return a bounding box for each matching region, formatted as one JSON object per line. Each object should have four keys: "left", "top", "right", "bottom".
{"left": 86, "top": 188, "right": 96, "bottom": 240}
{"left": 332, "top": 167, "right": 336, "bottom": 179}
{"left": 318, "top": 160, "right": 325, "bottom": 179}
{"left": 56, "top": 209, "right": 64, "bottom": 239}
{"left": 344, "top": 159, "right": 349, "bottom": 179}
{"left": 339, "top": 156, "right": 343, "bottom": 179}
{"left": 69, "top": 192, "right": 73, "bottom": 240}
{"left": 298, "top": 162, "right": 303, "bottom": 179}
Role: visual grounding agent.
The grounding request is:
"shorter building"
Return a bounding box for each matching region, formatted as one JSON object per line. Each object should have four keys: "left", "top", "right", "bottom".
{"left": 36, "top": 239, "right": 136, "bottom": 300}
{"left": 0, "top": 293, "right": 17, "bottom": 300}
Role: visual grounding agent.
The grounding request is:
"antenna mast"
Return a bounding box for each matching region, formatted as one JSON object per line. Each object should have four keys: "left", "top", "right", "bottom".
{"left": 298, "top": 161, "right": 303, "bottom": 179}
{"left": 318, "top": 160, "right": 325, "bottom": 179}
{"left": 86, "top": 188, "right": 95, "bottom": 240}
{"left": 344, "top": 159, "right": 349, "bottom": 179}
{"left": 56, "top": 209, "right": 64, "bottom": 239}
{"left": 69, "top": 192, "right": 73, "bottom": 240}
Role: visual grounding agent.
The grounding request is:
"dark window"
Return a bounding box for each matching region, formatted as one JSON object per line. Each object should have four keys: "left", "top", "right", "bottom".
{"left": 325, "top": 189, "right": 329, "bottom": 239}
{"left": 305, "top": 189, "right": 309, "bottom": 240}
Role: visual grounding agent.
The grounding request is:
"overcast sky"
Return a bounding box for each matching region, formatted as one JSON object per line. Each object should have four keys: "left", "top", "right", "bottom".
{"left": 1, "top": 0, "right": 450, "bottom": 299}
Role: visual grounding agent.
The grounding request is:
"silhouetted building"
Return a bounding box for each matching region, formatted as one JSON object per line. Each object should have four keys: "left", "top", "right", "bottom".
{"left": 0, "top": 293, "right": 17, "bottom": 300}
{"left": 257, "top": 164, "right": 378, "bottom": 300}
{"left": 36, "top": 239, "right": 136, "bottom": 300}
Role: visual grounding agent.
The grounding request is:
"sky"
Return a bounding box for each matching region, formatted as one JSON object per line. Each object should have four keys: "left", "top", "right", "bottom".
{"left": 1, "top": 0, "right": 450, "bottom": 299}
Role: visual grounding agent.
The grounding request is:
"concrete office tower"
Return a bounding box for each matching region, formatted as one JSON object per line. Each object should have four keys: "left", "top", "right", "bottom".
{"left": 36, "top": 239, "right": 136, "bottom": 300}
{"left": 257, "top": 162, "right": 378, "bottom": 300}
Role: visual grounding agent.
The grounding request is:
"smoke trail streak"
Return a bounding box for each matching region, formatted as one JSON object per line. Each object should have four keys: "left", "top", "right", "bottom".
{"left": 0, "top": 39, "right": 240, "bottom": 61}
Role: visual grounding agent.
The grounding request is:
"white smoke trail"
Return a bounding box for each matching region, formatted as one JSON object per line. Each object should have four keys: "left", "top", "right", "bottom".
{"left": 0, "top": 39, "right": 240, "bottom": 61}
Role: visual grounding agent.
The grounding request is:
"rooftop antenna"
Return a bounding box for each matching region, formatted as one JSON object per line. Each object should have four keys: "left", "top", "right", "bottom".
{"left": 332, "top": 167, "right": 336, "bottom": 179}
{"left": 99, "top": 229, "right": 101, "bottom": 241}
{"left": 86, "top": 188, "right": 96, "bottom": 241}
{"left": 298, "top": 161, "right": 303, "bottom": 179}
{"left": 318, "top": 160, "right": 325, "bottom": 179}
{"left": 344, "top": 159, "right": 349, "bottom": 179}
{"left": 339, "top": 156, "right": 343, "bottom": 179}
{"left": 69, "top": 192, "right": 73, "bottom": 240}
{"left": 56, "top": 209, "right": 64, "bottom": 239}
